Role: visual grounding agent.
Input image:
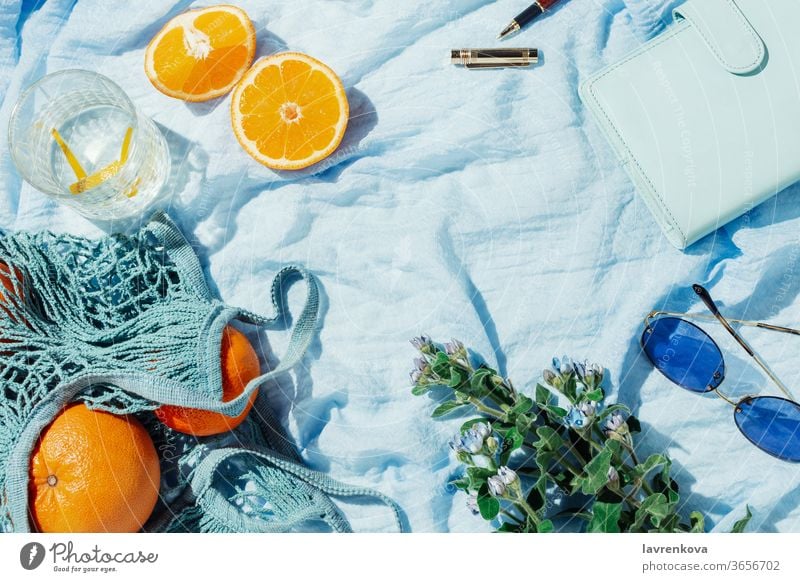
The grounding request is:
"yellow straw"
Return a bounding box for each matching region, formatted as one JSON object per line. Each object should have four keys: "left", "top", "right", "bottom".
{"left": 118, "top": 126, "right": 133, "bottom": 164}
{"left": 52, "top": 126, "right": 135, "bottom": 195}
{"left": 51, "top": 128, "right": 87, "bottom": 180}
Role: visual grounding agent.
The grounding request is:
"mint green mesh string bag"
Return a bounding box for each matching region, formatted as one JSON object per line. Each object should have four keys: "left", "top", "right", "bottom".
{"left": 0, "top": 212, "right": 402, "bottom": 533}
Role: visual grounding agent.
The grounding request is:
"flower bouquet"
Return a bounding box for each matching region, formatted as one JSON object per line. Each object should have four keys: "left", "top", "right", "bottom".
{"left": 410, "top": 337, "right": 751, "bottom": 533}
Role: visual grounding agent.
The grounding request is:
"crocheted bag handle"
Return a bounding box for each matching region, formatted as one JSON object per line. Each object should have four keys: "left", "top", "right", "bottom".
{"left": 237, "top": 264, "right": 320, "bottom": 387}
{"left": 143, "top": 212, "right": 320, "bottom": 417}
{"left": 186, "top": 447, "right": 405, "bottom": 533}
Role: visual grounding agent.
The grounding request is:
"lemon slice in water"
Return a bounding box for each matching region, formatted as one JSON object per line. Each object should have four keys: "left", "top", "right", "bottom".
{"left": 52, "top": 126, "right": 137, "bottom": 197}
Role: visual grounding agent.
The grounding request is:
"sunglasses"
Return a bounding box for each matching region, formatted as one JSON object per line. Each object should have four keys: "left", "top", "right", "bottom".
{"left": 641, "top": 284, "right": 800, "bottom": 462}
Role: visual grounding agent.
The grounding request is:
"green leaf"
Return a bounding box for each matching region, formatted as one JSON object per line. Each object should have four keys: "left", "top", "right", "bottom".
{"left": 477, "top": 484, "right": 500, "bottom": 520}
{"left": 515, "top": 413, "right": 534, "bottom": 434}
{"left": 627, "top": 415, "right": 642, "bottom": 433}
{"left": 534, "top": 426, "right": 562, "bottom": 451}
{"left": 731, "top": 506, "right": 752, "bottom": 533}
{"left": 466, "top": 467, "right": 496, "bottom": 490}
{"left": 504, "top": 426, "right": 525, "bottom": 452}
{"left": 666, "top": 488, "right": 679, "bottom": 506}
{"left": 588, "top": 501, "right": 622, "bottom": 533}
{"left": 544, "top": 405, "right": 568, "bottom": 418}
{"left": 496, "top": 522, "right": 520, "bottom": 533}
{"left": 470, "top": 368, "right": 493, "bottom": 397}
{"left": 411, "top": 383, "right": 431, "bottom": 396}
{"left": 578, "top": 446, "right": 613, "bottom": 495}
{"left": 431, "top": 352, "right": 451, "bottom": 377}
{"left": 511, "top": 395, "right": 534, "bottom": 415}
{"left": 535, "top": 384, "right": 552, "bottom": 406}
{"left": 637, "top": 493, "right": 671, "bottom": 527}
{"left": 498, "top": 435, "right": 516, "bottom": 466}
{"left": 632, "top": 454, "right": 669, "bottom": 481}
{"left": 535, "top": 451, "right": 555, "bottom": 474}
{"left": 690, "top": 511, "right": 705, "bottom": 533}
{"left": 466, "top": 467, "right": 496, "bottom": 480}
{"left": 448, "top": 368, "right": 465, "bottom": 388}
{"left": 651, "top": 470, "right": 679, "bottom": 495}
{"left": 585, "top": 388, "right": 604, "bottom": 402}
{"left": 563, "top": 375, "right": 578, "bottom": 401}
{"left": 537, "top": 519, "right": 555, "bottom": 533}
{"left": 431, "top": 400, "right": 468, "bottom": 418}
{"left": 658, "top": 514, "right": 681, "bottom": 533}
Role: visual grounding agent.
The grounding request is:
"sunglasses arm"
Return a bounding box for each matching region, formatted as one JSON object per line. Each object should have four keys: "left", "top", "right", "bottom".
{"left": 691, "top": 285, "right": 796, "bottom": 401}
{"left": 645, "top": 310, "right": 800, "bottom": 336}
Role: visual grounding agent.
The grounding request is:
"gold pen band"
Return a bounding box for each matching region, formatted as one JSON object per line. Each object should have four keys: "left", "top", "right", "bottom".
{"left": 450, "top": 48, "right": 539, "bottom": 69}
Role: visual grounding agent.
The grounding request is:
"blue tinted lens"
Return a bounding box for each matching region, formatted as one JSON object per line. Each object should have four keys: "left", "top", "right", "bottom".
{"left": 641, "top": 317, "right": 724, "bottom": 392}
{"left": 735, "top": 397, "right": 800, "bottom": 462}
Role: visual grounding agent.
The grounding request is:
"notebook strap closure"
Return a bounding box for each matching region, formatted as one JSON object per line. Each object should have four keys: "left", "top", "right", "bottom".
{"left": 674, "top": 0, "right": 765, "bottom": 74}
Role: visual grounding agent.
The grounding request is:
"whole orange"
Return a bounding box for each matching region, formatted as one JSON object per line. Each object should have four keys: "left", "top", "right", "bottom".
{"left": 29, "top": 403, "right": 161, "bottom": 532}
{"left": 155, "top": 325, "right": 260, "bottom": 436}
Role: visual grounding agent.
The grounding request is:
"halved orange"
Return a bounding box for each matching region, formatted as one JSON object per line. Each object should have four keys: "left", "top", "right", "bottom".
{"left": 231, "top": 52, "right": 349, "bottom": 170}
{"left": 145, "top": 5, "right": 256, "bottom": 102}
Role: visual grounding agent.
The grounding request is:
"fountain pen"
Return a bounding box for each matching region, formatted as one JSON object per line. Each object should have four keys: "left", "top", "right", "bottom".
{"left": 498, "top": 0, "right": 566, "bottom": 40}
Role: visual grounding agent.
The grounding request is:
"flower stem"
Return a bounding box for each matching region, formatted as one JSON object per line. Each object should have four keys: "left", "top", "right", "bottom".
{"left": 512, "top": 496, "right": 540, "bottom": 526}
{"left": 468, "top": 397, "right": 504, "bottom": 419}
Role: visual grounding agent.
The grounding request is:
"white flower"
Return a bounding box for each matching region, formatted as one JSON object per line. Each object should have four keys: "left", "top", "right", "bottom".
{"left": 586, "top": 362, "right": 604, "bottom": 379}
{"left": 410, "top": 336, "right": 432, "bottom": 350}
{"left": 449, "top": 428, "right": 485, "bottom": 455}
{"left": 487, "top": 475, "right": 506, "bottom": 497}
{"left": 607, "top": 466, "right": 619, "bottom": 485}
{"left": 445, "top": 339, "right": 465, "bottom": 355}
{"left": 579, "top": 401, "right": 597, "bottom": 417}
{"left": 473, "top": 422, "right": 492, "bottom": 439}
{"left": 604, "top": 412, "right": 625, "bottom": 434}
{"left": 463, "top": 429, "right": 484, "bottom": 453}
{"left": 497, "top": 466, "right": 518, "bottom": 485}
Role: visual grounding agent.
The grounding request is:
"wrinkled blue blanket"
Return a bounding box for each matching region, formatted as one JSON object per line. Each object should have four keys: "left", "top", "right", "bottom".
{"left": 1, "top": 0, "right": 799, "bottom": 532}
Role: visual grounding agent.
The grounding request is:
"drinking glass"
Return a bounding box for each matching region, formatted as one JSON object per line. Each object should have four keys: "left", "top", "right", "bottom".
{"left": 8, "top": 70, "right": 170, "bottom": 221}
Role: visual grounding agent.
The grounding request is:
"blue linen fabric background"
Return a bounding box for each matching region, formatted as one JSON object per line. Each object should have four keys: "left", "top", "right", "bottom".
{"left": 1, "top": 0, "right": 800, "bottom": 532}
